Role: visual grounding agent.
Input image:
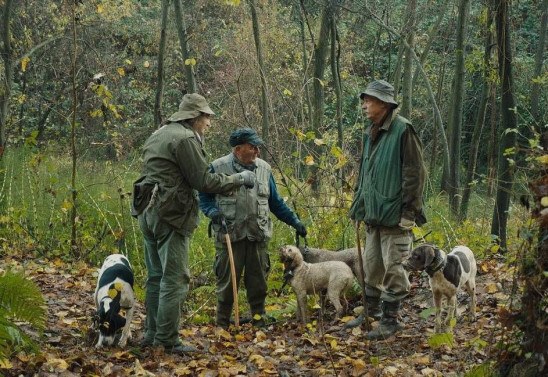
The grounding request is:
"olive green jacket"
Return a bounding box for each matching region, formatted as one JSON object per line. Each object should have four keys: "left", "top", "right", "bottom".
{"left": 350, "top": 111, "right": 426, "bottom": 227}
{"left": 136, "top": 121, "right": 242, "bottom": 235}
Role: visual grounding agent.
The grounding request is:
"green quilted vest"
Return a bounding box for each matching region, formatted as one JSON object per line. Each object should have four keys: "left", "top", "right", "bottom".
{"left": 350, "top": 115, "right": 409, "bottom": 227}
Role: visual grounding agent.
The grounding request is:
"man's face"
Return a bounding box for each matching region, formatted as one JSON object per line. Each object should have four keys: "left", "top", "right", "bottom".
{"left": 234, "top": 143, "right": 260, "bottom": 165}
{"left": 362, "top": 95, "right": 391, "bottom": 125}
{"left": 192, "top": 113, "right": 211, "bottom": 137}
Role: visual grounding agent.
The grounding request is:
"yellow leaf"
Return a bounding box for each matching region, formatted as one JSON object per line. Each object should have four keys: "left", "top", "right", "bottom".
{"left": 114, "top": 282, "right": 123, "bottom": 291}
{"left": 541, "top": 196, "right": 548, "bottom": 207}
{"left": 490, "top": 244, "right": 500, "bottom": 253}
{"left": 117, "top": 67, "right": 125, "bottom": 76}
{"left": 97, "top": 4, "right": 104, "bottom": 13}
{"left": 90, "top": 109, "right": 103, "bottom": 118}
{"left": 0, "top": 358, "right": 13, "bottom": 369}
{"left": 341, "top": 70, "right": 349, "bottom": 80}
{"left": 143, "top": 60, "right": 150, "bottom": 68}
{"left": 314, "top": 138, "right": 325, "bottom": 146}
{"left": 124, "top": 59, "right": 132, "bottom": 65}
{"left": 486, "top": 283, "right": 498, "bottom": 293}
{"left": 330, "top": 339, "right": 338, "bottom": 349}
{"left": 108, "top": 288, "right": 118, "bottom": 298}
{"left": 304, "top": 155, "right": 315, "bottom": 166}
{"left": 184, "top": 58, "right": 197, "bottom": 66}
{"left": 536, "top": 154, "right": 548, "bottom": 165}
{"left": 21, "top": 57, "right": 30, "bottom": 72}
{"left": 283, "top": 88, "right": 293, "bottom": 96}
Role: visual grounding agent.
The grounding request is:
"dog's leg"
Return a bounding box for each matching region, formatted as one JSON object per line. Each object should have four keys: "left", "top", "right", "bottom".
{"left": 465, "top": 280, "right": 477, "bottom": 322}
{"left": 296, "top": 292, "right": 308, "bottom": 324}
{"left": 446, "top": 295, "right": 457, "bottom": 332}
{"left": 326, "top": 287, "right": 344, "bottom": 319}
{"left": 95, "top": 335, "right": 103, "bottom": 349}
{"left": 433, "top": 291, "right": 443, "bottom": 333}
{"left": 118, "top": 307, "right": 134, "bottom": 348}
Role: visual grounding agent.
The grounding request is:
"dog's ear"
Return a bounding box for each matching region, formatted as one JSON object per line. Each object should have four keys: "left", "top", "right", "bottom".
{"left": 423, "top": 245, "right": 436, "bottom": 267}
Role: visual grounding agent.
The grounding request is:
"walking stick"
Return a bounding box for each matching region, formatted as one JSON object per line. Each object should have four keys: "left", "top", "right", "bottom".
{"left": 355, "top": 221, "right": 371, "bottom": 331}
{"left": 222, "top": 219, "right": 239, "bottom": 327}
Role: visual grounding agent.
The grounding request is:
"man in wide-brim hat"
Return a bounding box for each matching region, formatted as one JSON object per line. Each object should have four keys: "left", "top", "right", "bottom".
{"left": 132, "top": 93, "right": 256, "bottom": 355}
{"left": 346, "top": 80, "right": 427, "bottom": 340}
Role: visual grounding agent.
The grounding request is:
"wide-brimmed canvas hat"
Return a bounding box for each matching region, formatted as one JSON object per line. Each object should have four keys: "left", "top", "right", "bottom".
{"left": 167, "top": 93, "right": 215, "bottom": 122}
{"left": 229, "top": 128, "right": 264, "bottom": 147}
{"left": 359, "top": 80, "right": 399, "bottom": 107}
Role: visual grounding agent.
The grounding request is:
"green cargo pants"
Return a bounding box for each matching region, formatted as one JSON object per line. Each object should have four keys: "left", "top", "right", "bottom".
{"left": 138, "top": 207, "right": 190, "bottom": 347}
{"left": 362, "top": 226, "right": 412, "bottom": 303}
{"left": 214, "top": 239, "right": 270, "bottom": 326}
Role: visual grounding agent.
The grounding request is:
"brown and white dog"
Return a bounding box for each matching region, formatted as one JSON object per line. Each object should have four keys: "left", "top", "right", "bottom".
{"left": 405, "top": 244, "right": 477, "bottom": 333}
{"left": 94, "top": 254, "right": 135, "bottom": 348}
{"left": 279, "top": 245, "right": 354, "bottom": 324}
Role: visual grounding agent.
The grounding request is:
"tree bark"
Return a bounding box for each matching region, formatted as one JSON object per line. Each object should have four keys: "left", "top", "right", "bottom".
{"left": 0, "top": 0, "right": 14, "bottom": 158}
{"left": 530, "top": 0, "right": 547, "bottom": 125}
{"left": 330, "top": 11, "right": 343, "bottom": 186}
{"left": 248, "top": 0, "right": 270, "bottom": 149}
{"left": 173, "top": 0, "right": 197, "bottom": 93}
{"left": 491, "top": 0, "right": 517, "bottom": 249}
{"left": 460, "top": 3, "right": 494, "bottom": 221}
{"left": 446, "top": 0, "right": 470, "bottom": 216}
{"left": 399, "top": 0, "right": 416, "bottom": 118}
{"left": 154, "top": 0, "right": 170, "bottom": 127}
{"left": 310, "top": 1, "right": 334, "bottom": 192}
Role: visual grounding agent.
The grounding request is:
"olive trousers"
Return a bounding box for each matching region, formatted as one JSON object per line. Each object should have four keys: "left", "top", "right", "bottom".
{"left": 139, "top": 207, "right": 190, "bottom": 347}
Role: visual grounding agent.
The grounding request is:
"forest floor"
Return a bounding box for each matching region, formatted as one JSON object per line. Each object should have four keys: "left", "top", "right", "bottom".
{"left": 2, "top": 251, "right": 514, "bottom": 377}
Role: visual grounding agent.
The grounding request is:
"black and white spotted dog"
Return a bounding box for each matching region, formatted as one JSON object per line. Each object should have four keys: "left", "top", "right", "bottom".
{"left": 94, "top": 254, "right": 135, "bottom": 348}
{"left": 405, "top": 244, "right": 477, "bottom": 333}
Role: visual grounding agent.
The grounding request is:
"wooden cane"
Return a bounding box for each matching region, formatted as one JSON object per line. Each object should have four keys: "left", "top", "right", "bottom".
{"left": 222, "top": 219, "right": 239, "bottom": 327}
{"left": 355, "top": 221, "right": 371, "bottom": 330}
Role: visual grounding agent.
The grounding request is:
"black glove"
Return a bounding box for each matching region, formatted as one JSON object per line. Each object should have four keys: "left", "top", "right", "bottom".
{"left": 294, "top": 221, "right": 307, "bottom": 237}
{"left": 210, "top": 209, "right": 225, "bottom": 226}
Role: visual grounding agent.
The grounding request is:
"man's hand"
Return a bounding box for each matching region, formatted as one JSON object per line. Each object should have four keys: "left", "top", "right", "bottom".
{"left": 236, "top": 170, "right": 256, "bottom": 188}
{"left": 210, "top": 209, "right": 225, "bottom": 226}
{"left": 398, "top": 217, "right": 415, "bottom": 230}
{"left": 294, "top": 221, "right": 307, "bottom": 237}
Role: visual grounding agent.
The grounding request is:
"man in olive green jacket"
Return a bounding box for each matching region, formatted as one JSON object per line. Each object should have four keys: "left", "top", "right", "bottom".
{"left": 132, "top": 94, "right": 255, "bottom": 354}
{"left": 347, "top": 80, "right": 426, "bottom": 340}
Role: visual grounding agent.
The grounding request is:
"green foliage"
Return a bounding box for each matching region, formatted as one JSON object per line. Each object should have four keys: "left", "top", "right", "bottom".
{"left": 464, "top": 362, "right": 495, "bottom": 377}
{"left": 427, "top": 332, "right": 455, "bottom": 349}
{"left": 0, "top": 271, "right": 46, "bottom": 360}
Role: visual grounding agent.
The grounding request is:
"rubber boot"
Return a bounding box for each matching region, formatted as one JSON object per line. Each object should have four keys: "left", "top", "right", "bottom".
{"left": 366, "top": 301, "right": 403, "bottom": 340}
{"left": 216, "top": 304, "right": 232, "bottom": 329}
{"left": 344, "top": 296, "right": 382, "bottom": 329}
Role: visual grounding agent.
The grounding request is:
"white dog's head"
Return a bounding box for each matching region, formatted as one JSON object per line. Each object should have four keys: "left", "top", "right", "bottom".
{"left": 279, "top": 245, "right": 304, "bottom": 270}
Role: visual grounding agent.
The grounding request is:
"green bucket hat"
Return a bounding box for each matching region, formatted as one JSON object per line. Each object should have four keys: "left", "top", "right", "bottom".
{"left": 359, "top": 79, "right": 398, "bottom": 107}
{"left": 167, "top": 93, "right": 215, "bottom": 122}
{"left": 229, "top": 128, "right": 264, "bottom": 147}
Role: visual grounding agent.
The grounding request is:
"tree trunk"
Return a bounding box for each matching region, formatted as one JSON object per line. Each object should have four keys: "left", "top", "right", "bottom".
{"left": 173, "top": 0, "right": 197, "bottom": 93}
{"left": 400, "top": 0, "right": 416, "bottom": 118}
{"left": 460, "top": 3, "right": 493, "bottom": 221}
{"left": 154, "top": 0, "right": 170, "bottom": 128}
{"left": 330, "top": 11, "right": 343, "bottom": 186}
{"left": 0, "top": 0, "right": 14, "bottom": 158}
{"left": 248, "top": 0, "right": 270, "bottom": 150}
{"left": 310, "top": 1, "right": 333, "bottom": 192}
{"left": 446, "top": 0, "right": 470, "bottom": 217}
{"left": 70, "top": 0, "right": 79, "bottom": 256}
{"left": 530, "top": 0, "right": 547, "bottom": 125}
{"left": 491, "top": 0, "right": 517, "bottom": 250}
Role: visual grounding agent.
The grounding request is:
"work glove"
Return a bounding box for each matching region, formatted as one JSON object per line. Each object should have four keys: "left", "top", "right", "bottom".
{"left": 398, "top": 217, "right": 416, "bottom": 230}
{"left": 210, "top": 209, "right": 225, "bottom": 226}
{"left": 294, "top": 221, "right": 307, "bottom": 237}
{"left": 236, "top": 170, "right": 256, "bottom": 189}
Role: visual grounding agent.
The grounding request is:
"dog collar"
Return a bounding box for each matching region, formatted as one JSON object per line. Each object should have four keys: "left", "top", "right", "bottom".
{"left": 278, "top": 267, "right": 295, "bottom": 297}
{"left": 425, "top": 248, "right": 446, "bottom": 277}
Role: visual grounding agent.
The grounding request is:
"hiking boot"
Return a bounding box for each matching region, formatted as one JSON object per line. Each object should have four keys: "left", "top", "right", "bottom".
{"left": 366, "top": 301, "right": 403, "bottom": 340}
{"left": 216, "top": 304, "right": 232, "bottom": 329}
{"left": 164, "top": 344, "right": 198, "bottom": 355}
{"left": 344, "top": 296, "right": 382, "bottom": 329}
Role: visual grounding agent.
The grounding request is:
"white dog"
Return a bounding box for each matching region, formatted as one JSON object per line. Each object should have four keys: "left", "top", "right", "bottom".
{"left": 280, "top": 245, "right": 354, "bottom": 324}
{"left": 94, "top": 254, "right": 135, "bottom": 348}
{"left": 405, "top": 244, "right": 477, "bottom": 333}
